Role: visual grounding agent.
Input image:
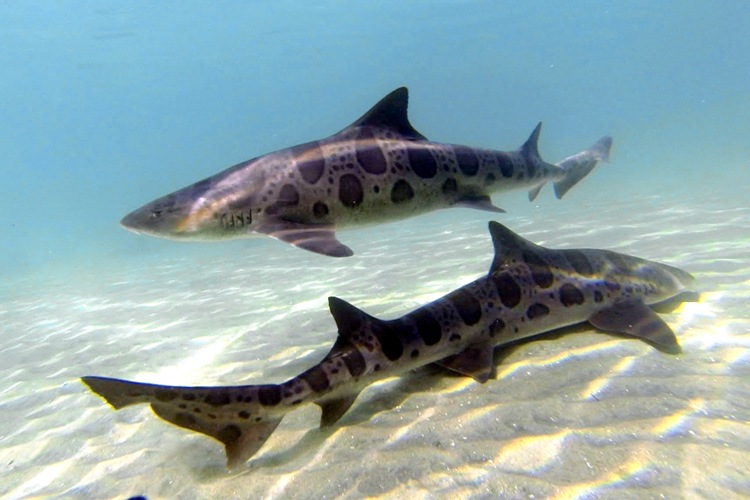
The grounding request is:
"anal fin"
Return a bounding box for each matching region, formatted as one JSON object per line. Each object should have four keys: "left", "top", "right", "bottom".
{"left": 151, "top": 402, "right": 282, "bottom": 469}
{"left": 528, "top": 183, "right": 545, "bottom": 201}
{"left": 455, "top": 195, "right": 506, "bottom": 214}
{"left": 317, "top": 393, "right": 360, "bottom": 428}
{"left": 434, "top": 340, "right": 495, "bottom": 383}
{"left": 589, "top": 299, "right": 680, "bottom": 353}
{"left": 258, "top": 220, "right": 353, "bottom": 257}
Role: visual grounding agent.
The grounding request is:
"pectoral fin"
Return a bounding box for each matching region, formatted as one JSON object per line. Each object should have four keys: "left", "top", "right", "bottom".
{"left": 258, "top": 220, "right": 353, "bottom": 257}
{"left": 317, "top": 393, "right": 360, "bottom": 428}
{"left": 589, "top": 299, "right": 680, "bottom": 352}
{"left": 455, "top": 195, "right": 506, "bottom": 214}
{"left": 435, "top": 341, "right": 495, "bottom": 383}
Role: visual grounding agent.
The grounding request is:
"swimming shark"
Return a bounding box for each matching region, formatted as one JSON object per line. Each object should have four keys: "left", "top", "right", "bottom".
{"left": 82, "top": 222, "right": 694, "bottom": 468}
{"left": 120, "top": 87, "right": 612, "bottom": 257}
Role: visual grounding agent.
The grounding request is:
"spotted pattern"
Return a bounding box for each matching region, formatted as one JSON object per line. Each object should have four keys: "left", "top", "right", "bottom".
{"left": 278, "top": 184, "right": 299, "bottom": 205}
{"left": 559, "top": 283, "right": 585, "bottom": 307}
{"left": 391, "top": 179, "right": 415, "bottom": 203}
{"left": 412, "top": 309, "right": 442, "bottom": 346}
{"left": 258, "top": 385, "right": 281, "bottom": 406}
{"left": 372, "top": 322, "right": 403, "bottom": 361}
{"left": 204, "top": 391, "right": 231, "bottom": 407}
{"left": 217, "top": 425, "right": 242, "bottom": 445}
{"left": 527, "top": 303, "right": 550, "bottom": 320}
{"left": 155, "top": 389, "right": 176, "bottom": 402}
{"left": 407, "top": 147, "right": 438, "bottom": 178}
{"left": 498, "top": 155, "right": 514, "bottom": 178}
{"left": 523, "top": 250, "right": 554, "bottom": 288}
{"left": 312, "top": 201, "right": 329, "bottom": 218}
{"left": 447, "top": 289, "right": 482, "bottom": 326}
{"left": 454, "top": 147, "right": 479, "bottom": 176}
{"left": 343, "top": 347, "right": 366, "bottom": 377}
{"left": 441, "top": 178, "right": 458, "bottom": 196}
{"left": 300, "top": 365, "right": 330, "bottom": 392}
{"left": 566, "top": 250, "right": 595, "bottom": 276}
{"left": 356, "top": 129, "right": 387, "bottom": 174}
{"left": 493, "top": 273, "right": 521, "bottom": 308}
{"left": 489, "top": 318, "right": 505, "bottom": 337}
{"left": 294, "top": 142, "right": 326, "bottom": 184}
{"left": 594, "top": 290, "right": 604, "bottom": 303}
{"left": 339, "top": 174, "right": 364, "bottom": 208}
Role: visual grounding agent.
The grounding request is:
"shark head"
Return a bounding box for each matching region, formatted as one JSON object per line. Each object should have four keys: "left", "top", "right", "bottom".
{"left": 120, "top": 165, "right": 262, "bottom": 241}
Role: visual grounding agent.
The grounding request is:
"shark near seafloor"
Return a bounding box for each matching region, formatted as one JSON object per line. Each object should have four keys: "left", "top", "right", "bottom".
{"left": 83, "top": 222, "right": 695, "bottom": 468}
{"left": 120, "top": 87, "right": 612, "bottom": 256}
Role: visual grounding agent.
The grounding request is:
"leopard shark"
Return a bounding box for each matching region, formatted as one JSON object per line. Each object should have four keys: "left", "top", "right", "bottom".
{"left": 83, "top": 222, "right": 694, "bottom": 468}
{"left": 120, "top": 87, "right": 612, "bottom": 257}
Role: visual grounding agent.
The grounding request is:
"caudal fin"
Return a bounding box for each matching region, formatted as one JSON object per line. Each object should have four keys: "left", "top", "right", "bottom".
{"left": 81, "top": 376, "right": 284, "bottom": 469}
{"left": 553, "top": 136, "right": 612, "bottom": 199}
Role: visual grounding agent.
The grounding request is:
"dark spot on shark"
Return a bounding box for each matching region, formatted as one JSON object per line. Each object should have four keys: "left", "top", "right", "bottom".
{"left": 279, "top": 184, "right": 299, "bottom": 205}
{"left": 300, "top": 365, "right": 330, "bottom": 392}
{"left": 356, "top": 129, "right": 387, "bottom": 174}
{"left": 526, "top": 161, "right": 537, "bottom": 178}
{"left": 449, "top": 333, "right": 461, "bottom": 342}
{"left": 238, "top": 411, "right": 250, "bottom": 419}
{"left": 344, "top": 347, "right": 366, "bottom": 377}
{"left": 524, "top": 251, "right": 554, "bottom": 288}
{"left": 173, "top": 412, "right": 197, "bottom": 427}
{"left": 447, "top": 289, "right": 482, "bottom": 326}
{"left": 594, "top": 290, "right": 603, "bottom": 303}
{"left": 258, "top": 385, "right": 282, "bottom": 406}
{"left": 181, "top": 394, "right": 196, "bottom": 401}
{"left": 154, "top": 389, "right": 176, "bottom": 402}
{"left": 559, "top": 283, "right": 585, "bottom": 307}
{"left": 391, "top": 179, "right": 415, "bottom": 203}
{"left": 605, "top": 281, "right": 621, "bottom": 292}
{"left": 178, "top": 404, "right": 187, "bottom": 409}
{"left": 313, "top": 201, "right": 329, "bottom": 218}
{"left": 373, "top": 185, "right": 380, "bottom": 193}
{"left": 411, "top": 349, "right": 419, "bottom": 358}
{"left": 566, "top": 250, "right": 595, "bottom": 276}
{"left": 294, "top": 142, "right": 326, "bottom": 184}
{"left": 493, "top": 273, "right": 521, "bottom": 308}
{"left": 527, "top": 303, "right": 550, "bottom": 320}
{"left": 204, "top": 391, "right": 231, "bottom": 407}
{"left": 484, "top": 173, "right": 496, "bottom": 185}
{"left": 489, "top": 318, "right": 505, "bottom": 337}
{"left": 497, "top": 155, "right": 514, "bottom": 178}
{"left": 217, "top": 425, "right": 242, "bottom": 445}
{"left": 413, "top": 309, "right": 442, "bottom": 345}
{"left": 454, "top": 147, "right": 479, "bottom": 176}
{"left": 372, "top": 322, "right": 403, "bottom": 361}
{"left": 441, "top": 178, "right": 458, "bottom": 196}
{"left": 408, "top": 147, "right": 438, "bottom": 178}
{"left": 339, "top": 174, "right": 364, "bottom": 208}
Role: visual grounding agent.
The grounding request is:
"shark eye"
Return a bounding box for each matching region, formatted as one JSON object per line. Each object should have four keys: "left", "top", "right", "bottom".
{"left": 150, "top": 210, "right": 163, "bottom": 219}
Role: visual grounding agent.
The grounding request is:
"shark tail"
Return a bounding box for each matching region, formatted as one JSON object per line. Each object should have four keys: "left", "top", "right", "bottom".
{"left": 553, "top": 136, "right": 613, "bottom": 199}
{"left": 81, "top": 376, "right": 286, "bottom": 469}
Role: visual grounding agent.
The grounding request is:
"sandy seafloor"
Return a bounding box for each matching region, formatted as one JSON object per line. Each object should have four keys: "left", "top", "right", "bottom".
{"left": 1, "top": 188, "right": 749, "bottom": 499}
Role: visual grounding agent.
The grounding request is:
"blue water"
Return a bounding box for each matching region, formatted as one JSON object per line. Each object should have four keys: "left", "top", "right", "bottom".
{"left": 1, "top": 1, "right": 748, "bottom": 279}
{"left": 1, "top": 2, "right": 749, "bottom": 498}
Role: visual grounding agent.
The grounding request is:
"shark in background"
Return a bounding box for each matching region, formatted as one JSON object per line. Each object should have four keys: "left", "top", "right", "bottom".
{"left": 83, "top": 222, "right": 695, "bottom": 468}
{"left": 120, "top": 88, "right": 612, "bottom": 256}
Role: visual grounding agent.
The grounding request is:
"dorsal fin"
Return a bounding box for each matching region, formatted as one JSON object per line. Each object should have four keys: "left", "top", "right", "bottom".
{"left": 328, "top": 296, "right": 372, "bottom": 338}
{"left": 520, "top": 122, "right": 542, "bottom": 159}
{"left": 487, "top": 221, "right": 543, "bottom": 274}
{"left": 342, "top": 87, "right": 427, "bottom": 140}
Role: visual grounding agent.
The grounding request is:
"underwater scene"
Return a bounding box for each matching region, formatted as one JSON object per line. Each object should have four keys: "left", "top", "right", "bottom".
{"left": 1, "top": 2, "right": 748, "bottom": 499}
